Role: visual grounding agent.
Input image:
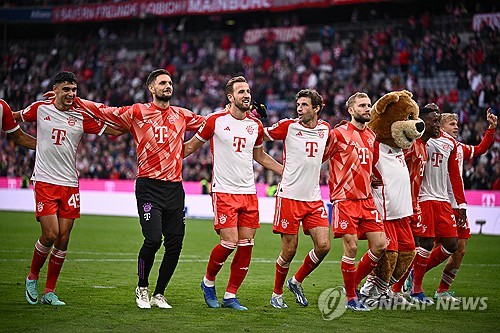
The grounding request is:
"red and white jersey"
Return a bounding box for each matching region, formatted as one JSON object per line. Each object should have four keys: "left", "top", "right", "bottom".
{"left": 419, "top": 131, "right": 466, "bottom": 205}
{"left": 196, "top": 108, "right": 263, "bottom": 194}
{"left": 75, "top": 97, "right": 204, "bottom": 182}
{"left": 447, "top": 128, "right": 495, "bottom": 208}
{"left": 0, "top": 99, "right": 20, "bottom": 133}
{"left": 372, "top": 142, "right": 412, "bottom": 220}
{"left": 265, "top": 118, "right": 330, "bottom": 201}
{"left": 21, "top": 100, "right": 106, "bottom": 187}
{"left": 324, "top": 122, "right": 376, "bottom": 202}
{"left": 404, "top": 138, "right": 427, "bottom": 212}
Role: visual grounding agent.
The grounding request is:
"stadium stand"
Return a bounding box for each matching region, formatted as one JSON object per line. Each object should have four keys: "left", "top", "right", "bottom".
{"left": 0, "top": 0, "right": 498, "bottom": 189}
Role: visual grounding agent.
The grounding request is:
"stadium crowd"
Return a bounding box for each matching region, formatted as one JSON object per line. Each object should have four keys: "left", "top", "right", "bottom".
{"left": 0, "top": 2, "right": 499, "bottom": 189}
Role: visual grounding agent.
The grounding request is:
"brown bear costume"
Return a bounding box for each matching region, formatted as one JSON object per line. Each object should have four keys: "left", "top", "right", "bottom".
{"left": 360, "top": 90, "right": 425, "bottom": 304}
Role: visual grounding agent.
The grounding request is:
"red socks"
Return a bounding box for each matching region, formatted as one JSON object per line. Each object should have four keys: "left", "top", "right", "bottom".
{"left": 226, "top": 239, "right": 253, "bottom": 294}
{"left": 412, "top": 247, "right": 431, "bottom": 294}
{"left": 341, "top": 256, "right": 357, "bottom": 300}
{"left": 44, "top": 247, "right": 67, "bottom": 293}
{"left": 426, "top": 245, "right": 452, "bottom": 273}
{"left": 437, "top": 268, "right": 458, "bottom": 293}
{"left": 28, "top": 239, "right": 51, "bottom": 281}
{"left": 273, "top": 255, "right": 290, "bottom": 295}
{"left": 205, "top": 240, "right": 236, "bottom": 281}
{"left": 294, "top": 249, "right": 321, "bottom": 283}
{"left": 354, "top": 249, "right": 380, "bottom": 288}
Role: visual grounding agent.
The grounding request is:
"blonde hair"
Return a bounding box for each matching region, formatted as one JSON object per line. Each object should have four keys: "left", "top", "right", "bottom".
{"left": 346, "top": 92, "right": 369, "bottom": 109}
{"left": 440, "top": 113, "right": 458, "bottom": 125}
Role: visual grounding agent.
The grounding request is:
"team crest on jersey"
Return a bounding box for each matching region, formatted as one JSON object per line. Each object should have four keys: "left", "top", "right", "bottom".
{"left": 67, "top": 116, "right": 77, "bottom": 126}
{"left": 340, "top": 220, "right": 348, "bottom": 230}
{"left": 246, "top": 126, "right": 254, "bottom": 135}
{"left": 143, "top": 203, "right": 152, "bottom": 213}
{"left": 281, "top": 219, "right": 289, "bottom": 229}
{"left": 167, "top": 113, "right": 179, "bottom": 124}
{"left": 218, "top": 214, "right": 227, "bottom": 225}
{"left": 386, "top": 237, "right": 391, "bottom": 246}
{"left": 318, "top": 129, "right": 325, "bottom": 138}
{"left": 366, "top": 138, "right": 374, "bottom": 147}
{"left": 442, "top": 143, "right": 451, "bottom": 151}
{"left": 37, "top": 202, "right": 44, "bottom": 212}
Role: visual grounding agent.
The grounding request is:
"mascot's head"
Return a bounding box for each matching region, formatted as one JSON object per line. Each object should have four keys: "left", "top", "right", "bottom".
{"left": 368, "top": 90, "right": 424, "bottom": 149}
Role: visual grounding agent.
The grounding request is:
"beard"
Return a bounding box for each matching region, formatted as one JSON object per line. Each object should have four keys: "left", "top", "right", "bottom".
{"left": 353, "top": 113, "right": 370, "bottom": 124}
{"left": 234, "top": 100, "right": 251, "bottom": 112}
{"left": 156, "top": 93, "right": 171, "bottom": 102}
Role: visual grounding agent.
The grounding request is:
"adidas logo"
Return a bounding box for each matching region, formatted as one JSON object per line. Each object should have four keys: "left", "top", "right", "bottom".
{"left": 224, "top": 126, "right": 231, "bottom": 131}
{"left": 296, "top": 131, "right": 303, "bottom": 136}
{"left": 43, "top": 115, "right": 51, "bottom": 121}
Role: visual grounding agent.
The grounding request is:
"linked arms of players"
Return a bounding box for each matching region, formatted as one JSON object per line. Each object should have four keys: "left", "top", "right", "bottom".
{"left": 253, "top": 146, "right": 283, "bottom": 176}
{"left": 11, "top": 112, "right": 36, "bottom": 150}
{"left": 183, "top": 135, "right": 206, "bottom": 158}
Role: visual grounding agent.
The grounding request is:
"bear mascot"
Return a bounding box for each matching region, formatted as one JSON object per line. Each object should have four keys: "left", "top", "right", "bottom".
{"left": 360, "top": 90, "right": 425, "bottom": 307}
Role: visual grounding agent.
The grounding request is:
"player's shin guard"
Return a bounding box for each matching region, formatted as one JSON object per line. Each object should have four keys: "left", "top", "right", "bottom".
{"left": 44, "top": 247, "right": 66, "bottom": 293}
{"left": 355, "top": 250, "right": 380, "bottom": 288}
{"left": 226, "top": 239, "right": 254, "bottom": 295}
{"left": 426, "top": 245, "right": 452, "bottom": 273}
{"left": 412, "top": 247, "right": 431, "bottom": 294}
{"left": 206, "top": 240, "right": 237, "bottom": 281}
{"left": 437, "top": 268, "right": 458, "bottom": 293}
{"left": 294, "top": 249, "right": 321, "bottom": 283}
{"left": 28, "top": 239, "right": 51, "bottom": 280}
{"left": 341, "top": 256, "right": 357, "bottom": 301}
{"left": 274, "top": 255, "right": 290, "bottom": 295}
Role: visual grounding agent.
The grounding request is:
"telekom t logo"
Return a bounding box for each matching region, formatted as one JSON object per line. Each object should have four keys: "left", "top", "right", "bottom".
{"left": 154, "top": 126, "right": 169, "bottom": 143}
{"left": 233, "top": 137, "right": 246, "bottom": 152}
{"left": 51, "top": 128, "right": 67, "bottom": 145}
{"left": 357, "top": 147, "right": 369, "bottom": 164}
{"left": 431, "top": 152, "right": 444, "bottom": 167}
{"left": 305, "top": 141, "right": 319, "bottom": 157}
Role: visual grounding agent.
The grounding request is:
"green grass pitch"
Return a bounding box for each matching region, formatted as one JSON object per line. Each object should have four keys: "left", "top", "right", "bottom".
{"left": 0, "top": 211, "right": 498, "bottom": 332}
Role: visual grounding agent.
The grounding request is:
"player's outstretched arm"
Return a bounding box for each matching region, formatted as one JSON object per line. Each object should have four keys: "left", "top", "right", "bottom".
{"left": 104, "top": 126, "right": 127, "bottom": 136}
{"left": 183, "top": 136, "right": 205, "bottom": 158}
{"left": 9, "top": 128, "right": 36, "bottom": 150}
{"left": 253, "top": 146, "right": 283, "bottom": 175}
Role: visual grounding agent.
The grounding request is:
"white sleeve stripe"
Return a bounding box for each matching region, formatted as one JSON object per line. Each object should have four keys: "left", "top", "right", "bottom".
{"left": 5, "top": 125, "right": 20, "bottom": 133}
{"left": 469, "top": 147, "right": 475, "bottom": 159}
{"left": 195, "top": 133, "right": 207, "bottom": 142}
{"left": 98, "top": 125, "right": 106, "bottom": 136}
{"left": 263, "top": 128, "right": 275, "bottom": 141}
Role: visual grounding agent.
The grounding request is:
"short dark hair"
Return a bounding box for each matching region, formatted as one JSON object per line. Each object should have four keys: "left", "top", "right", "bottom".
{"left": 424, "top": 103, "right": 440, "bottom": 112}
{"left": 54, "top": 71, "right": 77, "bottom": 85}
{"left": 419, "top": 107, "right": 438, "bottom": 117}
{"left": 296, "top": 89, "right": 324, "bottom": 113}
{"left": 226, "top": 76, "right": 247, "bottom": 95}
{"left": 146, "top": 69, "right": 171, "bottom": 87}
